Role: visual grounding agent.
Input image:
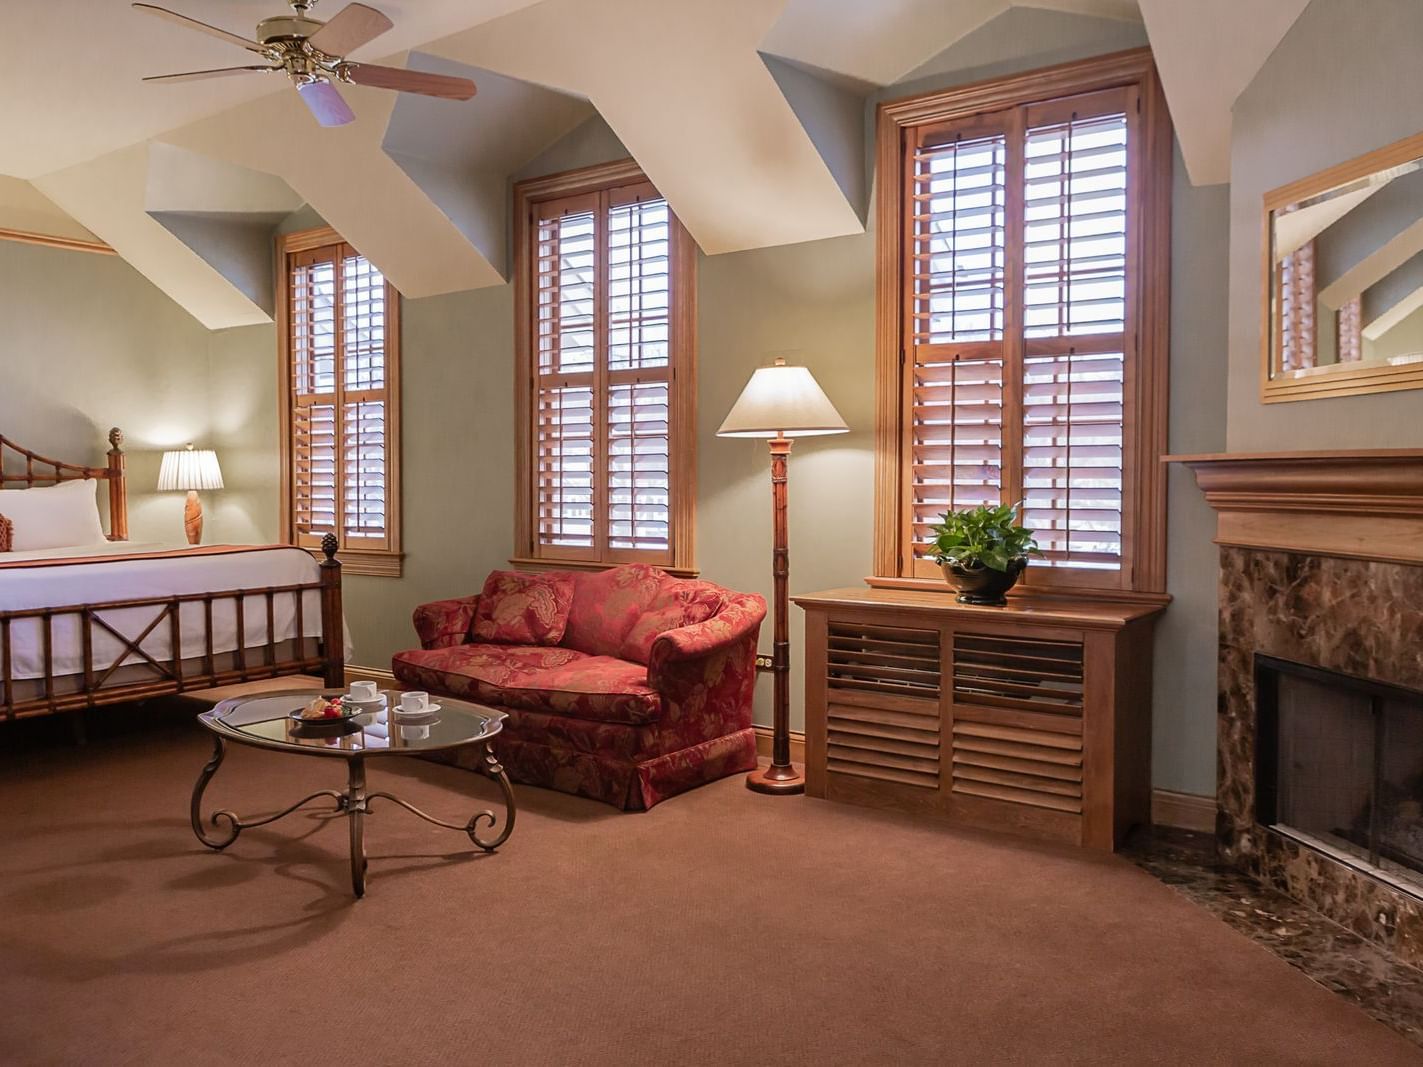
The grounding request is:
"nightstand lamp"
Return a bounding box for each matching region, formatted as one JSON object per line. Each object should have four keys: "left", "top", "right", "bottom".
{"left": 718, "top": 358, "right": 848, "bottom": 794}
{"left": 157, "top": 444, "right": 223, "bottom": 545}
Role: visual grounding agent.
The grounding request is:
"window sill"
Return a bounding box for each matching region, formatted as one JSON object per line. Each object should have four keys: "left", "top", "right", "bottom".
{"left": 301, "top": 546, "right": 404, "bottom": 578}
{"left": 508, "top": 556, "right": 699, "bottom": 580}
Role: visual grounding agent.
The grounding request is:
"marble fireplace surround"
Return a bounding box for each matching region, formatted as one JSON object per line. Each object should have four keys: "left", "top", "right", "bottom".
{"left": 1173, "top": 450, "right": 1423, "bottom": 968}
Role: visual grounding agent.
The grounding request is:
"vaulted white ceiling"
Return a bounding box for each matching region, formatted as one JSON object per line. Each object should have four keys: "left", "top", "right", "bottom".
{"left": 0, "top": 0, "right": 1320, "bottom": 329}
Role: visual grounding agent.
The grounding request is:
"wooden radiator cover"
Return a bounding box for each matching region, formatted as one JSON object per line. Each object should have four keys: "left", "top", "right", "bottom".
{"left": 796, "top": 588, "right": 1162, "bottom": 850}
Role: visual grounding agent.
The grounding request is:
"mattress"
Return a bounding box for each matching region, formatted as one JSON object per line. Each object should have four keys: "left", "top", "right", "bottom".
{"left": 0, "top": 541, "right": 347, "bottom": 684}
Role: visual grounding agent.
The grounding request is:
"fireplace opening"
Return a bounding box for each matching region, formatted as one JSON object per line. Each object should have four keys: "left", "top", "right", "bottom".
{"left": 1256, "top": 654, "right": 1423, "bottom": 896}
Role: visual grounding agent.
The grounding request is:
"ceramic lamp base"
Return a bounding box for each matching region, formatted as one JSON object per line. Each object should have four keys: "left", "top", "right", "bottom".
{"left": 183, "top": 490, "right": 203, "bottom": 546}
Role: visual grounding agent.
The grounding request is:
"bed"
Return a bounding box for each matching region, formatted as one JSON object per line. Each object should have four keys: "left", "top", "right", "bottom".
{"left": 0, "top": 429, "right": 344, "bottom": 720}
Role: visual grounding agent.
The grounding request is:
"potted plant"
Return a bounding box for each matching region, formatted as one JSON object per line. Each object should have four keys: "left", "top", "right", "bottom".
{"left": 928, "top": 503, "right": 1040, "bottom": 606}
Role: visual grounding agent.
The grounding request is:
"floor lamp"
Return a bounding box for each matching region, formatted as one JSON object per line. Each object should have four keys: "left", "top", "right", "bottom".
{"left": 718, "top": 358, "right": 848, "bottom": 794}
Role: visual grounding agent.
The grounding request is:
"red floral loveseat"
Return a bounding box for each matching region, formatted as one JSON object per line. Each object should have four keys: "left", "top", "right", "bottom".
{"left": 392, "top": 564, "right": 765, "bottom": 810}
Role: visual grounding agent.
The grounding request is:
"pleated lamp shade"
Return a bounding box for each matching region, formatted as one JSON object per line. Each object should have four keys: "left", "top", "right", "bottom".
{"left": 157, "top": 446, "right": 224, "bottom": 492}
{"left": 717, "top": 358, "right": 849, "bottom": 438}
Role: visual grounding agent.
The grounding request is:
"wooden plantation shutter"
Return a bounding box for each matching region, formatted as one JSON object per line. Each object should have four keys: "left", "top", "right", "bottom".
{"left": 280, "top": 228, "right": 401, "bottom": 576}
{"left": 1019, "top": 94, "right": 1132, "bottom": 576}
{"left": 903, "top": 119, "right": 1009, "bottom": 572}
{"left": 516, "top": 162, "right": 696, "bottom": 573}
{"left": 879, "top": 54, "right": 1169, "bottom": 596}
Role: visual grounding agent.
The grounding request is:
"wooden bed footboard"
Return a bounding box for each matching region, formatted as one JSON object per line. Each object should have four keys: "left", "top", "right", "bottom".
{"left": 0, "top": 535, "right": 345, "bottom": 721}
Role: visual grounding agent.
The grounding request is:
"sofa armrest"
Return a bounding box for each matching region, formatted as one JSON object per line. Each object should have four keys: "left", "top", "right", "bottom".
{"left": 647, "top": 593, "right": 766, "bottom": 692}
{"left": 412, "top": 595, "right": 479, "bottom": 650}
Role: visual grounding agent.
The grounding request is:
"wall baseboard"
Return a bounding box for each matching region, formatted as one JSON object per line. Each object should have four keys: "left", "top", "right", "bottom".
{"left": 752, "top": 727, "right": 1214, "bottom": 832}
{"left": 345, "top": 664, "right": 399, "bottom": 686}
{"left": 753, "top": 725, "right": 806, "bottom": 765}
{"left": 1150, "top": 788, "right": 1215, "bottom": 832}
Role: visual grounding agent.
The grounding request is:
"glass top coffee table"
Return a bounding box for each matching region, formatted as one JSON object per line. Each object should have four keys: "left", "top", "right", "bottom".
{"left": 191, "top": 690, "right": 515, "bottom": 898}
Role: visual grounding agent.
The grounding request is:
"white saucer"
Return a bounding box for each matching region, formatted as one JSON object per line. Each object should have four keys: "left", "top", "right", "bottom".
{"left": 393, "top": 703, "right": 440, "bottom": 721}
{"left": 342, "top": 694, "right": 388, "bottom": 713}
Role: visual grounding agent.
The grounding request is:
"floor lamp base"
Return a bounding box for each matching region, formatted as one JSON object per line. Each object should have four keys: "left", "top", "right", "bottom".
{"left": 746, "top": 762, "right": 805, "bottom": 795}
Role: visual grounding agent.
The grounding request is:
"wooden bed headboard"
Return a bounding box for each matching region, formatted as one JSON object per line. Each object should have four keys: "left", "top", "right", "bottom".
{"left": 0, "top": 428, "right": 128, "bottom": 540}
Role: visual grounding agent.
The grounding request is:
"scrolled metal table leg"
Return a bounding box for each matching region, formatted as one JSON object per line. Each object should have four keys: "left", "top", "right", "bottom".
{"left": 346, "top": 756, "right": 368, "bottom": 899}
{"left": 191, "top": 734, "right": 242, "bottom": 850}
{"left": 362, "top": 743, "right": 517, "bottom": 852}
{"left": 469, "top": 743, "right": 516, "bottom": 852}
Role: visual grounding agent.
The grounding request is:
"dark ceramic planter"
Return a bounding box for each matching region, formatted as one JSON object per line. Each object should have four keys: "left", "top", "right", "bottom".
{"left": 941, "top": 557, "right": 1028, "bottom": 606}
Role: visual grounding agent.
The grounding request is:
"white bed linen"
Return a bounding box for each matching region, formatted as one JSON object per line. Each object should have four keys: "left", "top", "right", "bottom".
{"left": 0, "top": 541, "right": 349, "bottom": 682}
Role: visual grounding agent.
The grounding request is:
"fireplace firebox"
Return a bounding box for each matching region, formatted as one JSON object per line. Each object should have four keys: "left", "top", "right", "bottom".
{"left": 1256, "top": 654, "right": 1423, "bottom": 895}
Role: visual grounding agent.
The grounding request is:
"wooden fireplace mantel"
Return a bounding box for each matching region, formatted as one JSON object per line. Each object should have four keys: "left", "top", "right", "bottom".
{"left": 1166, "top": 450, "right": 1423, "bottom": 565}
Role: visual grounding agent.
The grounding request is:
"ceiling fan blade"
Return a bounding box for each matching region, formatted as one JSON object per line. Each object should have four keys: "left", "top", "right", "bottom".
{"left": 298, "top": 81, "right": 356, "bottom": 128}
{"left": 143, "top": 65, "right": 279, "bottom": 84}
{"left": 131, "top": 3, "right": 265, "bottom": 53}
{"left": 343, "top": 63, "right": 477, "bottom": 101}
{"left": 306, "top": 3, "right": 394, "bottom": 56}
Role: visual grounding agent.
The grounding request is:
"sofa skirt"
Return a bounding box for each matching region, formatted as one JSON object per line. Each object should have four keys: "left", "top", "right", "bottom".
{"left": 426, "top": 726, "right": 758, "bottom": 811}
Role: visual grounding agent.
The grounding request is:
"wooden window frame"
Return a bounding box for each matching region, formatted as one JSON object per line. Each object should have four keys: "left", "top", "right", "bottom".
{"left": 277, "top": 225, "right": 403, "bottom": 578}
{"left": 512, "top": 159, "right": 698, "bottom": 577}
{"left": 871, "top": 47, "right": 1172, "bottom": 602}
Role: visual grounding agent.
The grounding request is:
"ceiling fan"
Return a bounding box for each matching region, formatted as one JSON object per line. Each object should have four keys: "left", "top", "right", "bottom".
{"left": 133, "top": 0, "right": 476, "bottom": 128}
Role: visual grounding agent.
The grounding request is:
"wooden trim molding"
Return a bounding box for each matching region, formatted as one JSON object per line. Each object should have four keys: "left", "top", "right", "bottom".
{"left": 345, "top": 664, "right": 399, "bottom": 687}
{"left": 755, "top": 725, "right": 806, "bottom": 766}
{"left": 1260, "top": 131, "right": 1423, "bottom": 404}
{"left": 1168, "top": 450, "right": 1423, "bottom": 565}
{"left": 0, "top": 227, "right": 114, "bottom": 256}
{"left": 873, "top": 47, "right": 1172, "bottom": 594}
{"left": 1150, "top": 789, "right": 1214, "bottom": 832}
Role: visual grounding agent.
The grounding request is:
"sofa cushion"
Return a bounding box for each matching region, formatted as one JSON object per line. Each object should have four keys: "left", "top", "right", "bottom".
{"left": 472, "top": 570, "right": 575, "bottom": 646}
{"left": 618, "top": 578, "right": 725, "bottom": 665}
{"left": 392, "top": 643, "right": 663, "bottom": 726}
{"left": 561, "top": 563, "right": 665, "bottom": 657}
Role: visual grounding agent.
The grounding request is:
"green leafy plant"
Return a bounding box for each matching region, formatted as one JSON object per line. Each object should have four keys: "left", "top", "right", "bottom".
{"left": 928, "top": 502, "right": 1040, "bottom": 573}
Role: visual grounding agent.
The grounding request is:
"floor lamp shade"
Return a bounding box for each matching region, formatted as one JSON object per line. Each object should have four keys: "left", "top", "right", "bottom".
{"left": 157, "top": 444, "right": 223, "bottom": 545}
{"left": 718, "top": 359, "right": 847, "bottom": 795}
{"left": 717, "top": 359, "right": 849, "bottom": 438}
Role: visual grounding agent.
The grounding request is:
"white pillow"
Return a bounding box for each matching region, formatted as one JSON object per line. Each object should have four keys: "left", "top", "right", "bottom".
{"left": 0, "top": 479, "right": 108, "bottom": 551}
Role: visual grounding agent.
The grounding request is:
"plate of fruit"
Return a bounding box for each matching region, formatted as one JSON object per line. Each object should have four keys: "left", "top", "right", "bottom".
{"left": 289, "top": 695, "right": 358, "bottom": 727}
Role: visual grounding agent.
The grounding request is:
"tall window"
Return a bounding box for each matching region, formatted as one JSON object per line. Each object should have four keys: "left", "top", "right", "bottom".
{"left": 278, "top": 227, "right": 402, "bottom": 577}
{"left": 875, "top": 50, "right": 1171, "bottom": 595}
{"left": 513, "top": 161, "right": 697, "bottom": 573}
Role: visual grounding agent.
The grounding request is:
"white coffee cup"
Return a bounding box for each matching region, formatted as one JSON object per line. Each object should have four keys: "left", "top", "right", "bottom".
{"left": 399, "top": 690, "right": 430, "bottom": 713}
{"left": 348, "top": 680, "right": 378, "bottom": 702}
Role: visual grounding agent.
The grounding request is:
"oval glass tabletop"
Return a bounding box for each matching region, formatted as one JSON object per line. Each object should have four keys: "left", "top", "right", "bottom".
{"left": 200, "top": 690, "right": 505, "bottom": 758}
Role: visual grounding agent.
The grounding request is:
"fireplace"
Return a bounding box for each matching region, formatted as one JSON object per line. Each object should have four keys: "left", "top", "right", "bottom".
{"left": 1173, "top": 448, "right": 1423, "bottom": 966}
{"left": 1256, "top": 655, "right": 1423, "bottom": 896}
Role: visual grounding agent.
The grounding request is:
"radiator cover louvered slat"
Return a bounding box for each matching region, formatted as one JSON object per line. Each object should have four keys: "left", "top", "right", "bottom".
{"left": 827, "top": 622, "right": 941, "bottom": 789}
{"left": 951, "top": 633, "right": 1084, "bottom": 813}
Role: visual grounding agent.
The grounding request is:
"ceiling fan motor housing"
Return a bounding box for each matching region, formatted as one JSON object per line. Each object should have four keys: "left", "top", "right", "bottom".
{"left": 256, "top": 15, "right": 324, "bottom": 47}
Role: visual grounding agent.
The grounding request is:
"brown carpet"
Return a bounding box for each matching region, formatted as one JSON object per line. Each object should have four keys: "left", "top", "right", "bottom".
{"left": 0, "top": 707, "right": 1416, "bottom": 1066}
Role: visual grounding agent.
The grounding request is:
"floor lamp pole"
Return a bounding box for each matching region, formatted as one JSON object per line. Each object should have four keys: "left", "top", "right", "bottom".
{"left": 748, "top": 435, "right": 803, "bottom": 795}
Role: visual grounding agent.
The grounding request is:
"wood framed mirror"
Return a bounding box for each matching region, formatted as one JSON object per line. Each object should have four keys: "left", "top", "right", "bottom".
{"left": 1262, "top": 131, "right": 1423, "bottom": 402}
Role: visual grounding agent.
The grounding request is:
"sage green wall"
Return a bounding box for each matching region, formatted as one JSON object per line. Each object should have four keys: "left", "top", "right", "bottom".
{"left": 0, "top": 238, "right": 214, "bottom": 541}
{"left": 323, "top": 10, "right": 1225, "bottom": 797}
{"left": 1228, "top": 0, "right": 1423, "bottom": 450}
